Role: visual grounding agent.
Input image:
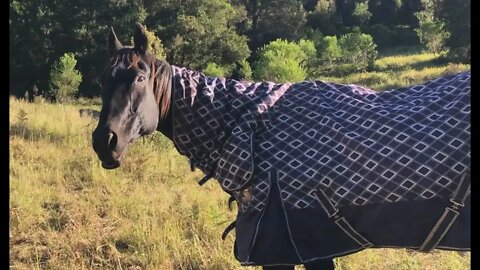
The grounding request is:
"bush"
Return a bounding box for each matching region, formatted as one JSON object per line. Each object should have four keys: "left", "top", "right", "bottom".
{"left": 317, "top": 36, "right": 342, "bottom": 65}
{"left": 48, "top": 53, "right": 82, "bottom": 103}
{"left": 230, "top": 60, "right": 253, "bottom": 80}
{"left": 203, "top": 63, "right": 229, "bottom": 77}
{"left": 254, "top": 39, "right": 315, "bottom": 82}
{"left": 415, "top": 11, "right": 449, "bottom": 55}
{"left": 338, "top": 30, "right": 378, "bottom": 72}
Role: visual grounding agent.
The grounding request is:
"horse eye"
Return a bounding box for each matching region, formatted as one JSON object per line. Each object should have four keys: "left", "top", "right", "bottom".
{"left": 137, "top": 76, "right": 145, "bottom": 83}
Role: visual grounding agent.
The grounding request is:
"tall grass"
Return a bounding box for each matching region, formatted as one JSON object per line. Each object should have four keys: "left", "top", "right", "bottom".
{"left": 320, "top": 52, "right": 469, "bottom": 91}
{"left": 10, "top": 51, "right": 470, "bottom": 269}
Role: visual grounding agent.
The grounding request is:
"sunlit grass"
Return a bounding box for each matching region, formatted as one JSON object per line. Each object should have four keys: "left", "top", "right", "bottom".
{"left": 321, "top": 52, "right": 469, "bottom": 91}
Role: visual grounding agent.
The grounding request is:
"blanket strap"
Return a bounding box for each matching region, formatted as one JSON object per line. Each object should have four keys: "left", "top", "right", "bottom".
{"left": 198, "top": 170, "right": 214, "bottom": 186}
{"left": 222, "top": 220, "right": 237, "bottom": 240}
{"left": 315, "top": 189, "right": 373, "bottom": 248}
{"left": 419, "top": 172, "right": 470, "bottom": 252}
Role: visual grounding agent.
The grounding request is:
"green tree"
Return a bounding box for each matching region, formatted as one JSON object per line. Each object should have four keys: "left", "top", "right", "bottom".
{"left": 316, "top": 36, "right": 342, "bottom": 70}
{"left": 432, "top": 0, "right": 470, "bottom": 62}
{"left": 254, "top": 39, "right": 315, "bottom": 82}
{"left": 415, "top": 10, "right": 449, "bottom": 55}
{"left": 10, "top": 0, "right": 150, "bottom": 98}
{"left": 229, "top": 0, "right": 306, "bottom": 56}
{"left": 369, "top": 0, "right": 402, "bottom": 26}
{"left": 339, "top": 30, "right": 378, "bottom": 72}
{"left": 231, "top": 59, "right": 253, "bottom": 80}
{"left": 306, "top": 0, "right": 340, "bottom": 36}
{"left": 353, "top": 1, "right": 372, "bottom": 26}
{"left": 48, "top": 53, "right": 82, "bottom": 103}
{"left": 155, "top": 0, "right": 250, "bottom": 69}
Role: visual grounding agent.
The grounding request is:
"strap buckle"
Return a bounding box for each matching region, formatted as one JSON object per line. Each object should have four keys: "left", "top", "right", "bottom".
{"left": 449, "top": 198, "right": 465, "bottom": 209}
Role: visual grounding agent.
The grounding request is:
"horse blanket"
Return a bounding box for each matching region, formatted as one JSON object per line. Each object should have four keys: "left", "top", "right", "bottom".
{"left": 170, "top": 66, "right": 471, "bottom": 266}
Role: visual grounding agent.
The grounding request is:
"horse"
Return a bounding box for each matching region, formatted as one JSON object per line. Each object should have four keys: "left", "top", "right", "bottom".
{"left": 92, "top": 23, "right": 470, "bottom": 270}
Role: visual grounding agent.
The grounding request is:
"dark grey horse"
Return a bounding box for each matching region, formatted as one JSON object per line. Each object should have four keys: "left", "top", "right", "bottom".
{"left": 92, "top": 23, "right": 470, "bottom": 270}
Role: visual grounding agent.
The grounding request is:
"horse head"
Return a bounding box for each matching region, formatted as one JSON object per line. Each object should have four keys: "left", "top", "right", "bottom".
{"left": 92, "top": 23, "right": 172, "bottom": 169}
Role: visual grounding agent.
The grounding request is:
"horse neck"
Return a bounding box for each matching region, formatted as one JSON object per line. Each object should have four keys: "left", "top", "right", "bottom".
{"left": 167, "top": 65, "right": 259, "bottom": 173}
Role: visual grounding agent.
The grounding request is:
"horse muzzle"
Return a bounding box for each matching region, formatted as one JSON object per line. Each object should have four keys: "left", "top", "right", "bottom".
{"left": 92, "top": 128, "right": 127, "bottom": 170}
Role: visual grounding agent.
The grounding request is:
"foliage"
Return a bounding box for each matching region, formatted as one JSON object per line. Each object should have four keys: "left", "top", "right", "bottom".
{"left": 353, "top": 1, "right": 372, "bottom": 26}
{"left": 9, "top": 0, "right": 470, "bottom": 99}
{"left": 254, "top": 39, "right": 315, "bottom": 82}
{"left": 414, "top": 11, "right": 449, "bottom": 55}
{"left": 230, "top": 0, "right": 307, "bottom": 54}
{"left": 317, "top": 36, "right": 342, "bottom": 64}
{"left": 364, "top": 24, "right": 419, "bottom": 49}
{"left": 369, "top": 0, "right": 402, "bottom": 26}
{"left": 338, "top": 30, "right": 378, "bottom": 72}
{"left": 48, "top": 53, "right": 82, "bottom": 103}
{"left": 165, "top": 0, "right": 250, "bottom": 69}
{"left": 431, "top": 0, "right": 470, "bottom": 62}
{"left": 306, "top": 0, "right": 339, "bottom": 35}
{"left": 203, "top": 63, "right": 229, "bottom": 77}
{"left": 230, "top": 59, "right": 253, "bottom": 80}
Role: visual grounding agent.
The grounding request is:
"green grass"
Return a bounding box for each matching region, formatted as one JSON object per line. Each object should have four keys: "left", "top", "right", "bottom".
{"left": 10, "top": 51, "right": 470, "bottom": 269}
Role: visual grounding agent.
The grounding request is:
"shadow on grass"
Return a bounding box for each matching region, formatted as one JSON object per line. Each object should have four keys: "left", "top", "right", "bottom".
{"left": 10, "top": 123, "right": 65, "bottom": 143}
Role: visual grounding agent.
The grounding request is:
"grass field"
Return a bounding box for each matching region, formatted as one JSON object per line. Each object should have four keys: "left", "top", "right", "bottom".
{"left": 10, "top": 51, "right": 470, "bottom": 269}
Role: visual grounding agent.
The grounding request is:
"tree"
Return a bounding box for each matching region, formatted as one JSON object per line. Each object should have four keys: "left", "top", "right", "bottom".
{"left": 369, "top": 0, "right": 402, "bottom": 26}
{"left": 415, "top": 9, "right": 449, "bottom": 55}
{"left": 153, "top": 0, "right": 250, "bottom": 70}
{"left": 48, "top": 53, "right": 82, "bottom": 103}
{"left": 353, "top": 1, "right": 372, "bottom": 26}
{"left": 338, "top": 30, "right": 378, "bottom": 72}
{"left": 229, "top": 0, "right": 307, "bottom": 57}
{"left": 432, "top": 0, "right": 470, "bottom": 62}
{"left": 230, "top": 60, "right": 253, "bottom": 80}
{"left": 254, "top": 39, "right": 315, "bottom": 82}
{"left": 317, "top": 36, "right": 342, "bottom": 65}
{"left": 10, "top": 0, "right": 151, "bottom": 98}
{"left": 306, "top": 0, "right": 340, "bottom": 36}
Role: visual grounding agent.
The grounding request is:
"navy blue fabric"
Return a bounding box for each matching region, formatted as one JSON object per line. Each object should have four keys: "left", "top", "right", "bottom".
{"left": 170, "top": 66, "right": 471, "bottom": 265}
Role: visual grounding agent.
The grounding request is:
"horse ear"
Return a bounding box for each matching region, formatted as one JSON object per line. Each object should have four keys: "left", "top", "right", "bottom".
{"left": 133, "top": 22, "right": 148, "bottom": 55}
{"left": 108, "top": 27, "right": 123, "bottom": 56}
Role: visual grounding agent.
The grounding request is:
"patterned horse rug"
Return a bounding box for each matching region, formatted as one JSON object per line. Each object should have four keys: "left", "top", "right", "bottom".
{"left": 171, "top": 67, "right": 470, "bottom": 266}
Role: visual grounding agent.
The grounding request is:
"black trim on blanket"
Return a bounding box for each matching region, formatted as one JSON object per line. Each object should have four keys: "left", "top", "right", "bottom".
{"left": 419, "top": 172, "right": 470, "bottom": 252}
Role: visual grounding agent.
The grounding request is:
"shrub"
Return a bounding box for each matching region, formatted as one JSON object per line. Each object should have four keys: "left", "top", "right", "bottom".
{"left": 415, "top": 11, "right": 449, "bottom": 55}
{"left": 48, "top": 53, "right": 82, "bottom": 103}
{"left": 203, "top": 63, "right": 229, "bottom": 77}
{"left": 316, "top": 36, "right": 342, "bottom": 65}
{"left": 254, "top": 39, "right": 315, "bottom": 82}
{"left": 338, "top": 30, "right": 378, "bottom": 72}
{"left": 230, "top": 60, "right": 253, "bottom": 80}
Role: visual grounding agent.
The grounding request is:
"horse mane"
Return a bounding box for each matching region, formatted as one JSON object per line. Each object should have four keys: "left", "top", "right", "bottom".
{"left": 151, "top": 58, "right": 172, "bottom": 120}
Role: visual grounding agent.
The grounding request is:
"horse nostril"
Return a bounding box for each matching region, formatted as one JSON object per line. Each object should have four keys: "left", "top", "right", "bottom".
{"left": 107, "top": 132, "right": 118, "bottom": 151}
